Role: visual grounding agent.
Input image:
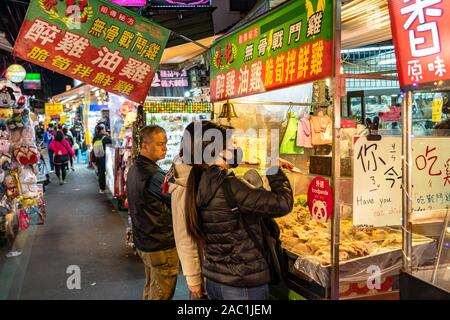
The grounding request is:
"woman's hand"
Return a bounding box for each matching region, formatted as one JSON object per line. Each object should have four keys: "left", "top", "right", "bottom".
{"left": 188, "top": 284, "right": 205, "bottom": 299}
{"left": 277, "top": 158, "right": 295, "bottom": 170}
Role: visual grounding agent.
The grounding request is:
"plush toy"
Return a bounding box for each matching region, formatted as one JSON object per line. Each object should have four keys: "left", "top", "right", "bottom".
{"left": 0, "top": 109, "right": 13, "bottom": 121}
{"left": 0, "top": 193, "right": 10, "bottom": 213}
{"left": 10, "top": 126, "right": 35, "bottom": 145}
{"left": 0, "top": 139, "right": 10, "bottom": 155}
{"left": 0, "top": 86, "right": 16, "bottom": 109}
{"left": 13, "top": 145, "right": 39, "bottom": 165}
{"left": 19, "top": 167, "right": 38, "bottom": 196}
{"left": 7, "top": 108, "right": 30, "bottom": 130}
{"left": 0, "top": 154, "right": 12, "bottom": 171}
{"left": 4, "top": 174, "right": 20, "bottom": 199}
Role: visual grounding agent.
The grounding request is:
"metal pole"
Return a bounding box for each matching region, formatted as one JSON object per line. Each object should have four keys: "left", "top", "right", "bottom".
{"left": 432, "top": 207, "right": 450, "bottom": 284}
{"left": 401, "top": 90, "right": 413, "bottom": 273}
{"left": 170, "top": 31, "right": 210, "bottom": 51}
{"left": 330, "top": 0, "right": 342, "bottom": 300}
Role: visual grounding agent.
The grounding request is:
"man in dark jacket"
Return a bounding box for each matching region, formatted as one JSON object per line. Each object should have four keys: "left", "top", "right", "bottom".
{"left": 126, "top": 125, "right": 178, "bottom": 300}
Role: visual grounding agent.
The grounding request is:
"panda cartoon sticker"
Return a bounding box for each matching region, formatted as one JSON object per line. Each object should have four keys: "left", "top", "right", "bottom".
{"left": 307, "top": 176, "right": 333, "bottom": 223}
{"left": 311, "top": 199, "right": 328, "bottom": 223}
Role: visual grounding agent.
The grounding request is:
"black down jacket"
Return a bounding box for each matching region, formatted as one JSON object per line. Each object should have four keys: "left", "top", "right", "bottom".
{"left": 197, "top": 165, "right": 293, "bottom": 288}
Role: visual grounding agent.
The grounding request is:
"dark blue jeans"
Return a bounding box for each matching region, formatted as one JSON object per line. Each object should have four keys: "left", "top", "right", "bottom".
{"left": 205, "top": 278, "right": 269, "bottom": 300}
{"left": 47, "top": 148, "right": 54, "bottom": 171}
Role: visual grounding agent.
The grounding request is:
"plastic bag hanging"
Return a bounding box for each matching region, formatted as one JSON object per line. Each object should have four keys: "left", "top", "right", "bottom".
{"left": 280, "top": 112, "right": 304, "bottom": 155}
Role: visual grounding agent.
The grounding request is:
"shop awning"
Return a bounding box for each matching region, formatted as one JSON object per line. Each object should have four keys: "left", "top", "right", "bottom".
{"left": 159, "top": 35, "right": 221, "bottom": 65}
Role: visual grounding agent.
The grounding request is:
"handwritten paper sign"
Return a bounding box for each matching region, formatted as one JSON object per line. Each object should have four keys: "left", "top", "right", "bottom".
{"left": 353, "top": 136, "right": 450, "bottom": 227}
{"left": 412, "top": 138, "right": 450, "bottom": 212}
{"left": 353, "top": 136, "right": 403, "bottom": 227}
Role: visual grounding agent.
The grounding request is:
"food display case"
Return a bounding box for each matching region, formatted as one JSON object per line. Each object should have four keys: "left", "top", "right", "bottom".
{"left": 144, "top": 101, "right": 212, "bottom": 171}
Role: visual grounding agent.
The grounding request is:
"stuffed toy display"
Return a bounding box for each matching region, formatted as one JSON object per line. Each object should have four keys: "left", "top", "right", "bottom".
{"left": 4, "top": 174, "right": 20, "bottom": 200}
{"left": 0, "top": 86, "right": 44, "bottom": 240}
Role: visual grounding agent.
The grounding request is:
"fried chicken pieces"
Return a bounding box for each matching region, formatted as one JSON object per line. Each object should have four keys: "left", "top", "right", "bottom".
{"left": 276, "top": 200, "right": 402, "bottom": 266}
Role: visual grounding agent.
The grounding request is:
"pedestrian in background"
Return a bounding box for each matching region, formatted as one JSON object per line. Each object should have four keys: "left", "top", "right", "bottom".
{"left": 43, "top": 123, "right": 56, "bottom": 172}
{"left": 63, "top": 127, "right": 75, "bottom": 171}
{"left": 92, "top": 124, "right": 112, "bottom": 194}
{"left": 49, "top": 131, "right": 76, "bottom": 185}
{"left": 126, "top": 125, "right": 178, "bottom": 300}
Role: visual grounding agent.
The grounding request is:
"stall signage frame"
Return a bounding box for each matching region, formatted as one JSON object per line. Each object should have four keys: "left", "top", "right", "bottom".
{"left": 353, "top": 136, "right": 450, "bottom": 227}
{"left": 149, "top": 0, "right": 211, "bottom": 7}
{"left": 12, "top": 0, "right": 170, "bottom": 104}
{"left": 45, "top": 102, "right": 63, "bottom": 116}
{"left": 210, "top": 0, "right": 334, "bottom": 102}
{"left": 388, "top": 0, "right": 450, "bottom": 89}
{"left": 111, "top": 0, "right": 146, "bottom": 7}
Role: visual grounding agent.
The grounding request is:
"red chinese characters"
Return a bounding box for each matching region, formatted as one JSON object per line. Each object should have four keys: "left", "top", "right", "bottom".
{"left": 389, "top": 0, "right": 450, "bottom": 87}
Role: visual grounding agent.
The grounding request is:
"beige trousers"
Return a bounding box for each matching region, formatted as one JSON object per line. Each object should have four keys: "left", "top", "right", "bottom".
{"left": 137, "top": 247, "right": 179, "bottom": 300}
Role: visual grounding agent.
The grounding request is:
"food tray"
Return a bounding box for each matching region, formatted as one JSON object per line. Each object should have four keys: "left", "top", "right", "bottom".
{"left": 285, "top": 234, "right": 436, "bottom": 288}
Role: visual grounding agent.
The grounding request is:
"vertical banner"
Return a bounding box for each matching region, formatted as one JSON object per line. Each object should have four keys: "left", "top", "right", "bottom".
{"left": 210, "top": 0, "right": 334, "bottom": 102}
{"left": 13, "top": 0, "right": 170, "bottom": 104}
{"left": 388, "top": 0, "right": 450, "bottom": 89}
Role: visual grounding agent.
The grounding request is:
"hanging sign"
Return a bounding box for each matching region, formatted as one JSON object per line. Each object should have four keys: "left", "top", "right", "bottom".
{"left": 307, "top": 176, "right": 333, "bottom": 223}
{"left": 5, "top": 64, "right": 27, "bottom": 83}
{"left": 432, "top": 97, "right": 443, "bottom": 122}
{"left": 45, "top": 103, "right": 63, "bottom": 116}
{"left": 12, "top": 0, "right": 170, "bottom": 104}
{"left": 388, "top": 0, "right": 450, "bottom": 89}
{"left": 353, "top": 136, "right": 450, "bottom": 227}
{"left": 210, "top": 0, "right": 334, "bottom": 102}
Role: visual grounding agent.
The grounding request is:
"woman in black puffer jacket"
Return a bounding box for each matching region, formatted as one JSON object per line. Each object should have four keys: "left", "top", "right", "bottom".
{"left": 183, "top": 121, "right": 293, "bottom": 300}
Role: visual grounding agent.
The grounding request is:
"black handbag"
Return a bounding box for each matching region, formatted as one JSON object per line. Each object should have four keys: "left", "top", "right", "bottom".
{"left": 53, "top": 153, "right": 69, "bottom": 164}
{"left": 221, "top": 178, "right": 284, "bottom": 285}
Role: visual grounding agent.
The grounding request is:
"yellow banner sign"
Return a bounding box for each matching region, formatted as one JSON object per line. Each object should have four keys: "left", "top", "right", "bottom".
{"left": 45, "top": 103, "right": 63, "bottom": 116}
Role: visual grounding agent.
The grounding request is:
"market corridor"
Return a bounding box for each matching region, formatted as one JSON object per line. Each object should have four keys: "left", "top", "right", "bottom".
{"left": 0, "top": 166, "right": 189, "bottom": 300}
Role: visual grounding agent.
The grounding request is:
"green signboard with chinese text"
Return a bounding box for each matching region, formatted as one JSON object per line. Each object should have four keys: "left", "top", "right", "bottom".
{"left": 210, "top": 0, "right": 334, "bottom": 102}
